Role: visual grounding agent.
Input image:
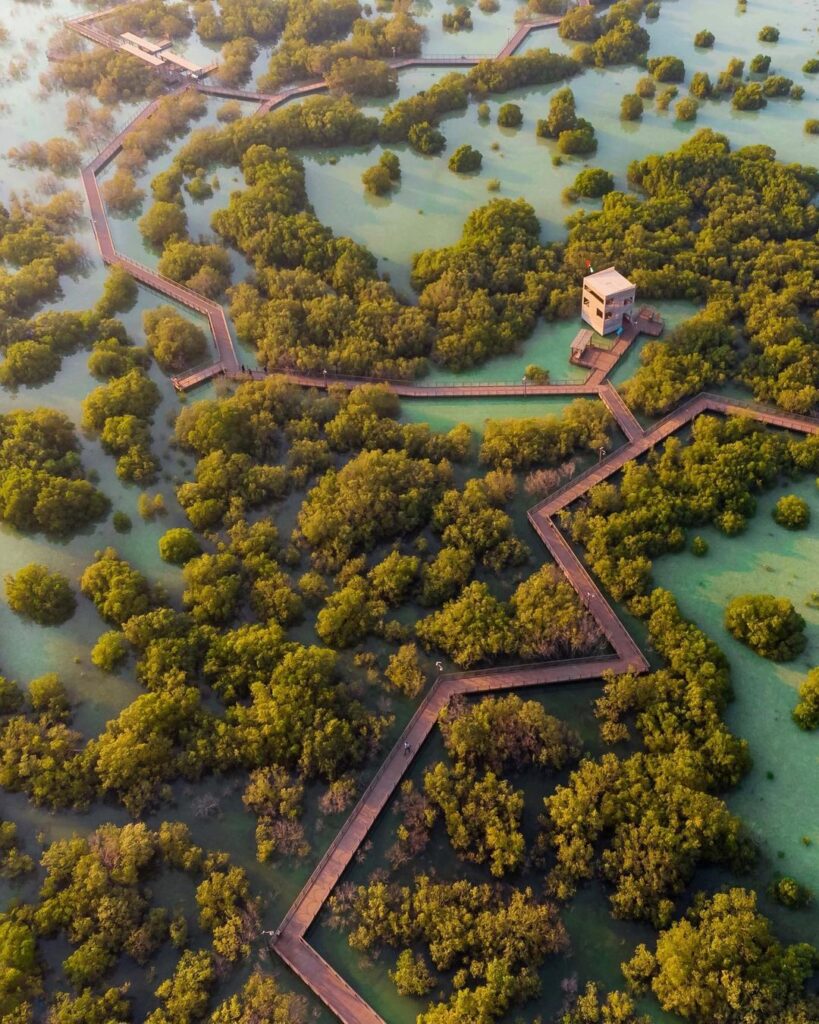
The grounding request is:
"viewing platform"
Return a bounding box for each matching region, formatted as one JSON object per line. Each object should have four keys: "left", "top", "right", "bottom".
{"left": 570, "top": 328, "right": 593, "bottom": 363}
{"left": 636, "top": 305, "right": 664, "bottom": 336}
{"left": 65, "top": 7, "right": 213, "bottom": 79}
{"left": 570, "top": 308, "right": 665, "bottom": 383}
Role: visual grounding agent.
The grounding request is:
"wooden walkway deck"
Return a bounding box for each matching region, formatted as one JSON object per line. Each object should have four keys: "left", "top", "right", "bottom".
{"left": 576, "top": 310, "right": 657, "bottom": 386}
{"left": 196, "top": 82, "right": 271, "bottom": 103}
{"left": 599, "top": 382, "right": 644, "bottom": 442}
{"left": 498, "top": 16, "right": 561, "bottom": 58}
{"left": 208, "top": 367, "right": 602, "bottom": 398}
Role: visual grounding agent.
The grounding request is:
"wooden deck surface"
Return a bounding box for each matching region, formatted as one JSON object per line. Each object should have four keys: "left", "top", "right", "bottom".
{"left": 599, "top": 382, "right": 644, "bottom": 442}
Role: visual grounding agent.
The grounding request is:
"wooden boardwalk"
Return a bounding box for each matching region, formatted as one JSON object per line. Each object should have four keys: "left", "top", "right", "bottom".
{"left": 599, "top": 382, "right": 644, "bottom": 442}
{"left": 498, "top": 16, "right": 561, "bottom": 59}
{"left": 272, "top": 392, "right": 818, "bottom": 1024}
{"left": 75, "top": 9, "right": 572, "bottom": 396}
{"left": 530, "top": 393, "right": 819, "bottom": 525}
{"left": 210, "top": 366, "right": 601, "bottom": 398}
{"left": 70, "top": 9, "right": 819, "bottom": 1023}
{"left": 255, "top": 19, "right": 560, "bottom": 114}
{"left": 81, "top": 91, "right": 239, "bottom": 376}
{"left": 76, "top": 5, "right": 662, "bottom": 455}
{"left": 577, "top": 310, "right": 657, "bottom": 386}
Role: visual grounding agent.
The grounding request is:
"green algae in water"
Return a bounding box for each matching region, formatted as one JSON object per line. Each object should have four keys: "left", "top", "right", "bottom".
{"left": 400, "top": 394, "right": 595, "bottom": 434}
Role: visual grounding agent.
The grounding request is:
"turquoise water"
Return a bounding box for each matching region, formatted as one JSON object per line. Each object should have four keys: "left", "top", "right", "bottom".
{"left": 651, "top": 475, "right": 819, "bottom": 947}
{"left": 415, "top": 0, "right": 530, "bottom": 60}
{"left": 305, "top": 1, "right": 817, "bottom": 295}
{"left": 400, "top": 393, "right": 592, "bottom": 433}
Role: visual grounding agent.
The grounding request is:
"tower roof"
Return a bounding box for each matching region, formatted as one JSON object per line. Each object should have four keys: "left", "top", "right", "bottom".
{"left": 582, "top": 266, "right": 634, "bottom": 296}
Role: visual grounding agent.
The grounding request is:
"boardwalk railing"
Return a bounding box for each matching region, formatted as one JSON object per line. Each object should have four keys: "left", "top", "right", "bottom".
{"left": 394, "top": 52, "right": 494, "bottom": 59}
{"left": 265, "top": 370, "right": 585, "bottom": 389}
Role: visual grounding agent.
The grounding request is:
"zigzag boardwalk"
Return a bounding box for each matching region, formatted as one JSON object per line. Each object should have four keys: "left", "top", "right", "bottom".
{"left": 530, "top": 393, "right": 819, "bottom": 526}
{"left": 274, "top": 655, "right": 635, "bottom": 1024}
{"left": 498, "top": 16, "right": 561, "bottom": 58}
{"left": 75, "top": 11, "right": 570, "bottom": 389}
{"left": 272, "top": 392, "right": 817, "bottom": 1024}
{"left": 81, "top": 102, "right": 240, "bottom": 376}
{"left": 77, "top": 10, "right": 657, "bottom": 434}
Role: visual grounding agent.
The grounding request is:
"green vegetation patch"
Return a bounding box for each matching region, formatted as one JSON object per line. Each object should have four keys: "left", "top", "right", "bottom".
{"left": 724, "top": 593, "right": 806, "bottom": 661}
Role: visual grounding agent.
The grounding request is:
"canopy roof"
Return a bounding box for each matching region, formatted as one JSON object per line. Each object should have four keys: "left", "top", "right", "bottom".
{"left": 583, "top": 266, "right": 634, "bottom": 296}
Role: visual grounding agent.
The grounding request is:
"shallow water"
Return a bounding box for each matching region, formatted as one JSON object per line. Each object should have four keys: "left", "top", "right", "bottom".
{"left": 415, "top": 0, "right": 529, "bottom": 60}
{"left": 651, "top": 474, "right": 819, "bottom": 947}
{"left": 306, "top": 0, "right": 817, "bottom": 296}
{"left": 0, "top": 284, "right": 200, "bottom": 736}
{"left": 400, "top": 392, "right": 591, "bottom": 432}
